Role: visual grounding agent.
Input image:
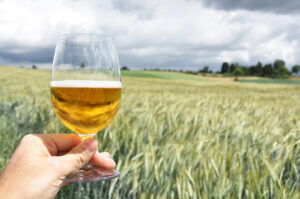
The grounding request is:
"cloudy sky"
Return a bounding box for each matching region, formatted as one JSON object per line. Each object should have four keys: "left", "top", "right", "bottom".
{"left": 0, "top": 0, "right": 300, "bottom": 70}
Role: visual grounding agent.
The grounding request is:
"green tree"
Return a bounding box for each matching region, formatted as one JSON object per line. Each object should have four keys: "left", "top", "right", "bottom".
{"left": 277, "top": 66, "right": 290, "bottom": 78}
{"left": 199, "top": 66, "right": 210, "bottom": 73}
{"left": 274, "top": 59, "right": 285, "bottom": 70}
{"left": 249, "top": 66, "right": 256, "bottom": 75}
{"left": 255, "top": 61, "right": 263, "bottom": 75}
{"left": 233, "top": 68, "right": 244, "bottom": 76}
{"left": 221, "top": 62, "right": 229, "bottom": 74}
{"left": 229, "top": 63, "right": 238, "bottom": 73}
{"left": 262, "top": 64, "right": 274, "bottom": 76}
{"left": 80, "top": 62, "right": 85, "bottom": 68}
{"left": 292, "top": 65, "right": 300, "bottom": 74}
{"left": 233, "top": 67, "right": 244, "bottom": 81}
{"left": 121, "top": 66, "right": 130, "bottom": 70}
{"left": 240, "top": 66, "right": 249, "bottom": 75}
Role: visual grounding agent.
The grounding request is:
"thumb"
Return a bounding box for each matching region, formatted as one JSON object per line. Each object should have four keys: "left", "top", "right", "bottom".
{"left": 57, "top": 138, "right": 98, "bottom": 176}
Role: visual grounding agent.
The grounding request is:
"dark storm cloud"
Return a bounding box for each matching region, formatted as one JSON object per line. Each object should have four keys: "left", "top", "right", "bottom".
{"left": 112, "top": 0, "right": 144, "bottom": 12}
{"left": 1, "top": 0, "right": 300, "bottom": 70}
{"left": 200, "top": 0, "right": 300, "bottom": 13}
{"left": 118, "top": 46, "right": 225, "bottom": 71}
{"left": 111, "top": 0, "right": 155, "bottom": 19}
{"left": 118, "top": 53, "right": 197, "bottom": 69}
{"left": 0, "top": 47, "right": 54, "bottom": 63}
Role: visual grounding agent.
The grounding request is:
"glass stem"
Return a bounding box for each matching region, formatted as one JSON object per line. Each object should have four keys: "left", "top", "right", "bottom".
{"left": 78, "top": 133, "right": 95, "bottom": 140}
{"left": 78, "top": 133, "right": 96, "bottom": 171}
{"left": 81, "top": 163, "right": 92, "bottom": 171}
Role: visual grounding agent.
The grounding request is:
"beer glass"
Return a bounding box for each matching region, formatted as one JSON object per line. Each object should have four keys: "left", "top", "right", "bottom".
{"left": 51, "top": 34, "right": 121, "bottom": 182}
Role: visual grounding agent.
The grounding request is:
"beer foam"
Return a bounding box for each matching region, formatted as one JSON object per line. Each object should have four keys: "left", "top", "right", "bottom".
{"left": 50, "top": 80, "right": 121, "bottom": 88}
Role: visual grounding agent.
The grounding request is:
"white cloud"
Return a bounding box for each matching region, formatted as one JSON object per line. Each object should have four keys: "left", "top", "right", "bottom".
{"left": 0, "top": 0, "right": 300, "bottom": 70}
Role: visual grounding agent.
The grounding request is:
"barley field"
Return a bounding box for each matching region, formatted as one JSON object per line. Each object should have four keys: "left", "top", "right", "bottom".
{"left": 0, "top": 66, "right": 300, "bottom": 199}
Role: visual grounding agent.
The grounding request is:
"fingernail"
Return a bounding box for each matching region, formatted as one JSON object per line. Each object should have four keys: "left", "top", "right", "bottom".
{"left": 83, "top": 138, "right": 97, "bottom": 153}
{"left": 103, "top": 152, "right": 110, "bottom": 158}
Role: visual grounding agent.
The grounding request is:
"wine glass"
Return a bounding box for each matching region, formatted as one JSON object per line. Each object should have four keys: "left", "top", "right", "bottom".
{"left": 50, "top": 34, "right": 121, "bottom": 182}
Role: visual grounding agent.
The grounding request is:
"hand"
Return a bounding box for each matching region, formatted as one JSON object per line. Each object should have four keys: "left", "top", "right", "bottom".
{"left": 0, "top": 134, "right": 116, "bottom": 199}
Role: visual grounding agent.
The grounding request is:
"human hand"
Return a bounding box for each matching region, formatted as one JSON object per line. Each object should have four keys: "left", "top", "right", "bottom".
{"left": 0, "top": 134, "right": 116, "bottom": 199}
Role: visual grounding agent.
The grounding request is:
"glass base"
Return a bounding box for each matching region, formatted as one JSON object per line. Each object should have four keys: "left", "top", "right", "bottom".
{"left": 64, "top": 166, "right": 120, "bottom": 183}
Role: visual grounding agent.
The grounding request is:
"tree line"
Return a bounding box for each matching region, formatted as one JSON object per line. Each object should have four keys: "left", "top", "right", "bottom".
{"left": 220, "top": 59, "right": 300, "bottom": 78}
{"left": 121, "top": 59, "right": 300, "bottom": 78}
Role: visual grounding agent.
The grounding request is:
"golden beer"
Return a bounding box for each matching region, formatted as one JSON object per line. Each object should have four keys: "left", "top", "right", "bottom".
{"left": 51, "top": 80, "right": 121, "bottom": 135}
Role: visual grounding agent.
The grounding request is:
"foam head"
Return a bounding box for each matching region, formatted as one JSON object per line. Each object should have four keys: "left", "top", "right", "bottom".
{"left": 50, "top": 80, "right": 122, "bottom": 88}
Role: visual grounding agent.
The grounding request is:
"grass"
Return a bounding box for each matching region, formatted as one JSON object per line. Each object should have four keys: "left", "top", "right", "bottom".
{"left": 1, "top": 66, "right": 300, "bottom": 198}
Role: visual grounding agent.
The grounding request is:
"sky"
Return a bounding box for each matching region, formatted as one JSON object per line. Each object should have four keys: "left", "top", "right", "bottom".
{"left": 0, "top": 0, "right": 300, "bottom": 71}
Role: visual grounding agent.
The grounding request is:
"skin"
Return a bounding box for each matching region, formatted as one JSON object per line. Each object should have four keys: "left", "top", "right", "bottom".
{"left": 0, "top": 134, "right": 116, "bottom": 199}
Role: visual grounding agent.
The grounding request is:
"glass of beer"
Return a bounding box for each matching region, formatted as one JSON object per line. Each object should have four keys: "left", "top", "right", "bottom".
{"left": 50, "top": 34, "right": 121, "bottom": 182}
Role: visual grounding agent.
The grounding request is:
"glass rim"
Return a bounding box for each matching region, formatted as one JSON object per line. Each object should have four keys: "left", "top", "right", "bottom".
{"left": 57, "top": 34, "right": 114, "bottom": 44}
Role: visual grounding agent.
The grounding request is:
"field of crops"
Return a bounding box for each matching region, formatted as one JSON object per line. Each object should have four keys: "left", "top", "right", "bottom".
{"left": 0, "top": 66, "right": 300, "bottom": 198}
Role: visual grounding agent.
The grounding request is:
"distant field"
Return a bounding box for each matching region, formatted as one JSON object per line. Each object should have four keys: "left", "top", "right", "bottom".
{"left": 239, "top": 78, "right": 300, "bottom": 85}
{"left": 121, "top": 70, "right": 204, "bottom": 80}
{"left": 122, "top": 70, "right": 300, "bottom": 85}
{"left": 1, "top": 66, "right": 300, "bottom": 198}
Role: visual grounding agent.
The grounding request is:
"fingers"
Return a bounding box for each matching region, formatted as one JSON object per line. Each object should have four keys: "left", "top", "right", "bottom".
{"left": 30, "top": 134, "right": 116, "bottom": 176}
{"left": 90, "top": 152, "right": 116, "bottom": 170}
{"left": 33, "top": 134, "right": 81, "bottom": 155}
{"left": 57, "top": 138, "right": 98, "bottom": 175}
